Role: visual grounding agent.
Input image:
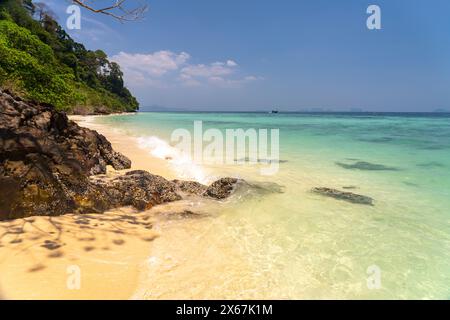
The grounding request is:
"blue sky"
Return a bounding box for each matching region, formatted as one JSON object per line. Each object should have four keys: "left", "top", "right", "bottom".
{"left": 45, "top": 0, "right": 450, "bottom": 111}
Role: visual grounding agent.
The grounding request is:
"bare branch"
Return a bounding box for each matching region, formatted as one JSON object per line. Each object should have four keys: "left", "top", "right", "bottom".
{"left": 71, "top": 0, "right": 148, "bottom": 21}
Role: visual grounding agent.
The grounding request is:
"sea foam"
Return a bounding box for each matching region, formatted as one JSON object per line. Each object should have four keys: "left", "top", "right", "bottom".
{"left": 136, "top": 136, "right": 209, "bottom": 184}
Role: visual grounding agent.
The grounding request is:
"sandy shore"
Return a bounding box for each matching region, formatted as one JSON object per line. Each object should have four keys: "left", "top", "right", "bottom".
{"left": 0, "top": 115, "right": 173, "bottom": 299}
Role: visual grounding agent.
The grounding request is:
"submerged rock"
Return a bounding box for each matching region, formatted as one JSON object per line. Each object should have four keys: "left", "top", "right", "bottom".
{"left": 234, "top": 180, "right": 285, "bottom": 197}
{"left": 0, "top": 90, "right": 239, "bottom": 220}
{"left": 312, "top": 187, "right": 374, "bottom": 206}
{"left": 403, "top": 181, "right": 420, "bottom": 187}
{"left": 416, "top": 161, "right": 445, "bottom": 168}
{"left": 175, "top": 178, "right": 285, "bottom": 201}
{"left": 336, "top": 161, "right": 399, "bottom": 171}
{"left": 358, "top": 137, "right": 394, "bottom": 143}
{"left": 157, "top": 209, "right": 208, "bottom": 220}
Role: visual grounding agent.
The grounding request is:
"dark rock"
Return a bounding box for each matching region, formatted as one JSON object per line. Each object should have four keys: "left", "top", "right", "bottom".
{"left": 0, "top": 89, "right": 132, "bottom": 219}
{"left": 0, "top": 89, "right": 239, "bottom": 220}
{"left": 204, "top": 177, "right": 239, "bottom": 199}
{"left": 172, "top": 179, "right": 207, "bottom": 195}
{"left": 101, "top": 170, "right": 182, "bottom": 210}
{"left": 312, "top": 187, "right": 374, "bottom": 206}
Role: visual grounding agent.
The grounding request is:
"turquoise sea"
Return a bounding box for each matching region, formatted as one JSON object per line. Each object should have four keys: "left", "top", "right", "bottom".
{"left": 95, "top": 112, "right": 450, "bottom": 299}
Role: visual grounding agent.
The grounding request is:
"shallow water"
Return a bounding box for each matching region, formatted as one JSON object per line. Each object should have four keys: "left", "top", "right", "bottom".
{"left": 96, "top": 112, "right": 450, "bottom": 299}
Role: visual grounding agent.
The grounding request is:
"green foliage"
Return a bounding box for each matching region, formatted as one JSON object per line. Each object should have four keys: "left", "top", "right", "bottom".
{"left": 0, "top": 20, "right": 75, "bottom": 109}
{"left": 0, "top": 19, "right": 54, "bottom": 65}
{"left": 0, "top": 8, "right": 12, "bottom": 21}
{"left": 0, "top": 0, "right": 139, "bottom": 113}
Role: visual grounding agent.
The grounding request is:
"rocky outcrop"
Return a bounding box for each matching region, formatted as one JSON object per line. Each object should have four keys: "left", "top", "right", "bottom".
{"left": 312, "top": 187, "right": 374, "bottom": 206}
{"left": 89, "top": 172, "right": 241, "bottom": 213}
{"left": 0, "top": 89, "right": 239, "bottom": 220}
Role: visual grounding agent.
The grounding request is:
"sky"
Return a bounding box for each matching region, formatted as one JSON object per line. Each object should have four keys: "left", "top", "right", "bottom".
{"left": 43, "top": 0, "right": 450, "bottom": 112}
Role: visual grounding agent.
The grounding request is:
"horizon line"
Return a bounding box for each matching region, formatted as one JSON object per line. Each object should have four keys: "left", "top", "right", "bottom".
{"left": 137, "top": 109, "right": 450, "bottom": 114}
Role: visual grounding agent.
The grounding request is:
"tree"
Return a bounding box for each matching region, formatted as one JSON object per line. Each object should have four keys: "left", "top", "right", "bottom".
{"left": 71, "top": 0, "right": 148, "bottom": 21}
{"left": 0, "top": 0, "right": 140, "bottom": 112}
{"left": 33, "top": 2, "right": 57, "bottom": 22}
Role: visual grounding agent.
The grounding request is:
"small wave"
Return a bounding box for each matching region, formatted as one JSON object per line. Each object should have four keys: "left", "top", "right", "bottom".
{"left": 136, "top": 136, "right": 209, "bottom": 184}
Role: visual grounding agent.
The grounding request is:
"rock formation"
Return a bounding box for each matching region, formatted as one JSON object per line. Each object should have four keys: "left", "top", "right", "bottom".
{"left": 0, "top": 89, "right": 239, "bottom": 220}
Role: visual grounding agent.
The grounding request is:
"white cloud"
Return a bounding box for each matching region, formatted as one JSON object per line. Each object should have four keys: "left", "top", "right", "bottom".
{"left": 111, "top": 50, "right": 261, "bottom": 89}
{"left": 180, "top": 61, "right": 235, "bottom": 79}
{"left": 178, "top": 73, "right": 202, "bottom": 87}
{"left": 111, "top": 51, "right": 190, "bottom": 78}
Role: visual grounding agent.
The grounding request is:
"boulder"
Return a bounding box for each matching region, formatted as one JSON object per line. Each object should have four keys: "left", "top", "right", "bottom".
{"left": 0, "top": 89, "right": 132, "bottom": 219}
{"left": 102, "top": 170, "right": 182, "bottom": 211}
{"left": 172, "top": 179, "right": 208, "bottom": 195}
{"left": 204, "top": 177, "right": 239, "bottom": 199}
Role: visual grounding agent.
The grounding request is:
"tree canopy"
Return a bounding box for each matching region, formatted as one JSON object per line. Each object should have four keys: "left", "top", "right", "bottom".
{"left": 0, "top": 0, "right": 139, "bottom": 113}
